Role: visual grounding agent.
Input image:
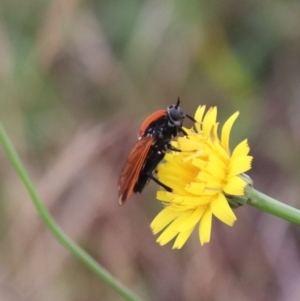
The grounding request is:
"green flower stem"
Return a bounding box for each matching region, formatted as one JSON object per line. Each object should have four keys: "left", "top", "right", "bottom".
{"left": 0, "top": 123, "right": 143, "bottom": 301}
{"left": 245, "top": 186, "right": 300, "bottom": 225}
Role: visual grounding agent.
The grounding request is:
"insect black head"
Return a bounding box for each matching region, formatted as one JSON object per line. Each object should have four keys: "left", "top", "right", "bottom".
{"left": 167, "top": 98, "right": 185, "bottom": 127}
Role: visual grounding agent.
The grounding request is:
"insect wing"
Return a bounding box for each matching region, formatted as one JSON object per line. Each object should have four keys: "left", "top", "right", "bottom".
{"left": 118, "top": 136, "right": 154, "bottom": 205}
{"left": 138, "top": 110, "right": 167, "bottom": 137}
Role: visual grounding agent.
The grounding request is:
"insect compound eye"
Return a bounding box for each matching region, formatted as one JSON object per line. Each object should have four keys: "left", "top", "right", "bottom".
{"left": 167, "top": 104, "right": 185, "bottom": 126}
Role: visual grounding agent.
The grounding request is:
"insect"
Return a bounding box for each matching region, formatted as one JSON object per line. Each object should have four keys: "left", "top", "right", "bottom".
{"left": 118, "top": 98, "right": 195, "bottom": 205}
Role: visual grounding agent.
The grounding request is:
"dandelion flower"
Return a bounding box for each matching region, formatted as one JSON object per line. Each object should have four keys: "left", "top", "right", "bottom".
{"left": 150, "top": 106, "right": 253, "bottom": 248}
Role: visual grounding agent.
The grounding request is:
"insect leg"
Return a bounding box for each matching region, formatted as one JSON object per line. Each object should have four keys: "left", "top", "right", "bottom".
{"left": 179, "top": 127, "right": 188, "bottom": 136}
{"left": 147, "top": 173, "right": 172, "bottom": 192}
{"left": 143, "top": 154, "right": 172, "bottom": 192}
{"left": 167, "top": 144, "right": 181, "bottom": 152}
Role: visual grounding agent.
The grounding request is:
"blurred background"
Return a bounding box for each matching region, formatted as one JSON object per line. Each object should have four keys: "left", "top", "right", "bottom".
{"left": 1, "top": 0, "right": 300, "bottom": 300}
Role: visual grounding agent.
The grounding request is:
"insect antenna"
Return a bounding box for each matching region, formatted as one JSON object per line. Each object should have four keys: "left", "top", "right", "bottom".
{"left": 175, "top": 97, "right": 180, "bottom": 108}
{"left": 186, "top": 114, "right": 196, "bottom": 122}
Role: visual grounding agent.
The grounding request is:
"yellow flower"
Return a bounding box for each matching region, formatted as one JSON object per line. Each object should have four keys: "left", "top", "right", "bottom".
{"left": 150, "top": 106, "right": 253, "bottom": 248}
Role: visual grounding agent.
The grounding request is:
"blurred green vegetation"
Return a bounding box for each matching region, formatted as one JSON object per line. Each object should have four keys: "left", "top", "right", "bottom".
{"left": 1, "top": 0, "right": 300, "bottom": 300}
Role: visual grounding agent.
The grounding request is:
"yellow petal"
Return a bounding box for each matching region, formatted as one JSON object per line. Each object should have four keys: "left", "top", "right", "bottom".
{"left": 177, "top": 138, "right": 200, "bottom": 151}
{"left": 176, "top": 206, "right": 205, "bottom": 232}
{"left": 195, "top": 105, "right": 206, "bottom": 122}
{"left": 192, "top": 157, "right": 208, "bottom": 169}
{"left": 194, "top": 105, "right": 206, "bottom": 133}
{"left": 173, "top": 227, "right": 194, "bottom": 249}
{"left": 158, "top": 162, "right": 194, "bottom": 178}
{"left": 203, "top": 107, "right": 217, "bottom": 136}
{"left": 157, "top": 229, "right": 178, "bottom": 246}
{"left": 173, "top": 195, "right": 211, "bottom": 205}
{"left": 199, "top": 207, "right": 212, "bottom": 245}
{"left": 208, "top": 140, "right": 230, "bottom": 162}
{"left": 223, "top": 176, "right": 246, "bottom": 195}
{"left": 221, "top": 111, "right": 239, "bottom": 153}
{"left": 196, "top": 171, "right": 220, "bottom": 184}
{"left": 211, "top": 193, "right": 236, "bottom": 226}
{"left": 158, "top": 182, "right": 190, "bottom": 196}
{"left": 204, "top": 184, "right": 223, "bottom": 193}
{"left": 205, "top": 161, "right": 226, "bottom": 179}
{"left": 231, "top": 139, "right": 250, "bottom": 158}
{"left": 150, "top": 207, "right": 180, "bottom": 234}
{"left": 156, "top": 191, "right": 174, "bottom": 202}
{"left": 211, "top": 123, "right": 219, "bottom": 142}
{"left": 185, "top": 182, "right": 206, "bottom": 195}
{"left": 227, "top": 156, "right": 253, "bottom": 176}
{"left": 181, "top": 127, "right": 194, "bottom": 136}
{"left": 156, "top": 211, "right": 193, "bottom": 245}
{"left": 162, "top": 153, "right": 177, "bottom": 161}
{"left": 159, "top": 169, "right": 192, "bottom": 183}
{"left": 209, "top": 152, "right": 227, "bottom": 170}
{"left": 183, "top": 150, "right": 207, "bottom": 163}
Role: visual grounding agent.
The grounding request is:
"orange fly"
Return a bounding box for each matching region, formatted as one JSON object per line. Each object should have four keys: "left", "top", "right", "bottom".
{"left": 118, "top": 98, "right": 195, "bottom": 205}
